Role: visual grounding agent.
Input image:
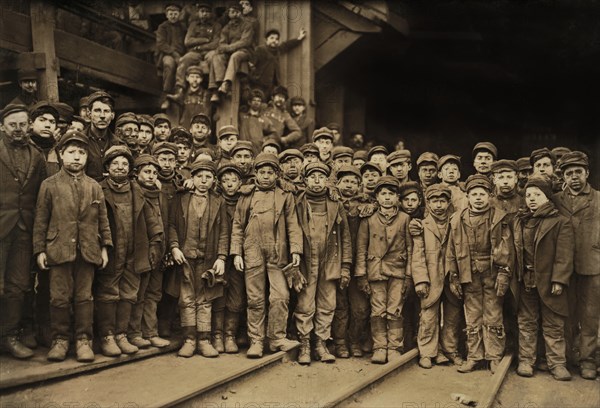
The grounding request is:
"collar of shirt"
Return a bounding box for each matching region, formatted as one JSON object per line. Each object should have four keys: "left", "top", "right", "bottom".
{"left": 378, "top": 206, "right": 398, "bottom": 221}
{"left": 566, "top": 183, "right": 591, "bottom": 197}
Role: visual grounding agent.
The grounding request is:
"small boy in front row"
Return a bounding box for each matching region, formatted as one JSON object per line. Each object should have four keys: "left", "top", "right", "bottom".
{"left": 355, "top": 176, "right": 413, "bottom": 364}
{"left": 33, "top": 131, "right": 112, "bottom": 362}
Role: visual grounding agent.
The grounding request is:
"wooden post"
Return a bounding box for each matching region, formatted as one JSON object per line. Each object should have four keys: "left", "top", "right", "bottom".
{"left": 30, "top": 0, "right": 59, "bottom": 102}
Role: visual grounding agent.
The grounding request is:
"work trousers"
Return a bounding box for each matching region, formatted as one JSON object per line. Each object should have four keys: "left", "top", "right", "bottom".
{"left": 95, "top": 265, "right": 140, "bottom": 303}
{"left": 162, "top": 55, "right": 177, "bottom": 92}
{"left": 370, "top": 278, "right": 405, "bottom": 320}
{"left": 209, "top": 50, "right": 251, "bottom": 89}
{"left": 418, "top": 286, "right": 464, "bottom": 358}
{"left": 574, "top": 274, "right": 600, "bottom": 366}
{"left": 295, "top": 269, "right": 337, "bottom": 341}
{"left": 0, "top": 226, "right": 32, "bottom": 298}
{"left": 129, "top": 264, "right": 163, "bottom": 338}
{"left": 175, "top": 50, "right": 212, "bottom": 89}
{"left": 333, "top": 278, "right": 370, "bottom": 345}
{"left": 179, "top": 259, "right": 219, "bottom": 333}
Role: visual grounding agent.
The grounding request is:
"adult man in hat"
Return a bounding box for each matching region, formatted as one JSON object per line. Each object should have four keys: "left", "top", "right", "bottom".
{"left": 263, "top": 86, "right": 302, "bottom": 149}
{"left": 10, "top": 69, "right": 38, "bottom": 107}
{"left": 472, "top": 142, "right": 497, "bottom": 177}
{"left": 156, "top": 3, "right": 187, "bottom": 99}
{"left": 239, "top": 89, "right": 277, "bottom": 153}
{"left": 0, "top": 104, "right": 47, "bottom": 359}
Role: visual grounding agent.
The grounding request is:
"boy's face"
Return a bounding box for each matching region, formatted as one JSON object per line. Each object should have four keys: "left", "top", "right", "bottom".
{"left": 493, "top": 170, "right": 517, "bottom": 194}
{"left": 228, "top": 8, "right": 241, "bottom": 19}
{"left": 220, "top": 172, "right": 242, "bottom": 196}
{"left": 377, "top": 187, "right": 399, "bottom": 209}
{"left": 337, "top": 175, "right": 360, "bottom": 198}
{"left": 219, "top": 135, "right": 238, "bottom": 152}
{"left": 563, "top": 165, "right": 588, "bottom": 192}
{"left": 249, "top": 96, "right": 262, "bottom": 111}
{"left": 525, "top": 186, "right": 549, "bottom": 211}
{"left": 166, "top": 9, "right": 180, "bottom": 23}
{"left": 60, "top": 144, "right": 88, "bottom": 173}
{"left": 315, "top": 137, "right": 333, "bottom": 156}
{"left": 20, "top": 80, "right": 37, "bottom": 94}
{"left": 176, "top": 143, "right": 191, "bottom": 163}
{"left": 389, "top": 160, "right": 411, "bottom": 180}
{"left": 31, "top": 113, "right": 57, "bottom": 138}
{"left": 362, "top": 169, "right": 380, "bottom": 190}
{"left": 266, "top": 33, "right": 280, "bottom": 48}
{"left": 232, "top": 149, "right": 253, "bottom": 173}
{"left": 353, "top": 158, "right": 365, "bottom": 168}
{"left": 333, "top": 156, "right": 351, "bottom": 171}
{"left": 304, "top": 153, "right": 319, "bottom": 166}
{"left": 439, "top": 163, "right": 460, "bottom": 184}
{"left": 137, "top": 164, "right": 158, "bottom": 188}
{"left": 156, "top": 153, "right": 176, "bottom": 174}
{"left": 418, "top": 164, "right": 437, "bottom": 187}
{"left": 138, "top": 125, "right": 153, "bottom": 147}
{"left": 370, "top": 154, "right": 387, "bottom": 171}
{"left": 517, "top": 169, "right": 532, "bottom": 185}
{"left": 79, "top": 107, "right": 89, "bottom": 122}
{"left": 473, "top": 152, "right": 494, "bottom": 174}
{"left": 533, "top": 157, "right": 554, "bottom": 176}
{"left": 198, "top": 7, "right": 211, "bottom": 21}
{"left": 68, "top": 121, "right": 86, "bottom": 133}
{"left": 240, "top": 0, "right": 252, "bottom": 15}
{"left": 1, "top": 111, "right": 29, "bottom": 143}
{"left": 120, "top": 123, "right": 139, "bottom": 146}
{"left": 187, "top": 73, "right": 202, "bottom": 89}
{"left": 281, "top": 157, "right": 302, "bottom": 179}
{"left": 192, "top": 170, "right": 215, "bottom": 192}
{"left": 88, "top": 101, "right": 114, "bottom": 130}
{"left": 291, "top": 104, "right": 305, "bottom": 116}
{"left": 262, "top": 145, "right": 278, "bottom": 156}
{"left": 108, "top": 156, "right": 130, "bottom": 181}
{"left": 467, "top": 187, "right": 490, "bottom": 210}
{"left": 154, "top": 122, "right": 171, "bottom": 141}
{"left": 190, "top": 122, "right": 210, "bottom": 142}
{"left": 401, "top": 192, "right": 420, "bottom": 215}
{"left": 428, "top": 196, "right": 449, "bottom": 216}
{"left": 255, "top": 165, "right": 277, "bottom": 187}
{"left": 306, "top": 171, "right": 327, "bottom": 193}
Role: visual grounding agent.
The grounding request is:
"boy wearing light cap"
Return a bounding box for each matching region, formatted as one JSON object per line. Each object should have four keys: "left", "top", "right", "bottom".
{"left": 169, "top": 159, "right": 230, "bottom": 358}
{"left": 33, "top": 131, "right": 111, "bottom": 362}
{"left": 472, "top": 142, "right": 497, "bottom": 177}
{"left": 96, "top": 146, "right": 163, "bottom": 358}
{"left": 355, "top": 176, "right": 413, "bottom": 364}
{"left": 155, "top": 3, "right": 186, "bottom": 101}
{"left": 513, "top": 175, "right": 574, "bottom": 381}
{"left": 437, "top": 154, "right": 468, "bottom": 213}
{"left": 490, "top": 160, "right": 525, "bottom": 216}
{"left": 313, "top": 127, "right": 334, "bottom": 164}
{"left": 417, "top": 152, "right": 439, "bottom": 191}
{"left": 300, "top": 143, "right": 320, "bottom": 166}
{"left": 412, "top": 183, "right": 465, "bottom": 368}
{"left": 446, "top": 174, "right": 514, "bottom": 374}
{"left": 387, "top": 150, "right": 412, "bottom": 184}
{"left": 294, "top": 162, "right": 352, "bottom": 364}
{"left": 230, "top": 153, "right": 303, "bottom": 358}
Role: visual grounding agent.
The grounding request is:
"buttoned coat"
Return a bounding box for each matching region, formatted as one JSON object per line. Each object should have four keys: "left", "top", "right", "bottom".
{"left": 33, "top": 169, "right": 112, "bottom": 266}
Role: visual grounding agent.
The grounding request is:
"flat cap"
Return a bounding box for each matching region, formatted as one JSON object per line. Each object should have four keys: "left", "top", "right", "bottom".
{"left": 559, "top": 151, "right": 589, "bottom": 169}
{"left": 116, "top": 112, "right": 139, "bottom": 128}
{"left": 152, "top": 141, "right": 178, "bottom": 156}
{"left": 353, "top": 150, "right": 368, "bottom": 161}
{"left": 331, "top": 146, "right": 354, "bottom": 160}
{"left": 226, "top": 2, "right": 242, "bottom": 11}
{"left": 197, "top": 3, "right": 212, "bottom": 11}
{"left": 18, "top": 69, "right": 37, "bottom": 81}
{"left": 425, "top": 183, "right": 452, "bottom": 200}
{"left": 1, "top": 104, "right": 28, "bottom": 121}
{"left": 265, "top": 28, "right": 281, "bottom": 38}
{"left": 190, "top": 112, "right": 211, "bottom": 127}
{"left": 465, "top": 174, "right": 493, "bottom": 192}
{"left": 516, "top": 157, "right": 532, "bottom": 172}
{"left": 262, "top": 137, "right": 281, "bottom": 151}
{"left": 170, "top": 126, "right": 193, "bottom": 146}
{"left": 551, "top": 147, "right": 571, "bottom": 159}
{"left": 217, "top": 125, "right": 238, "bottom": 139}
{"left": 52, "top": 102, "right": 74, "bottom": 122}
{"left": 399, "top": 181, "right": 421, "bottom": 198}
{"left": 416, "top": 152, "right": 439, "bottom": 167}
{"left": 134, "top": 154, "right": 161, "bottom": 170}
{"left": 312, "top": 127, "right": 333, "bottom": 142}
{"left": 374, "top": 176, "right": 400, "bottom": 193}
{"left": 57, "top": 130, "right": 89, "bottom": 149}
{"left": 165, "top": 3, "right": 182, "bottom": 11}
{"left": 153, "top": 113, "right": 171, "bottom": 126}
{"left": 79, "top": 96, "right": 89, "bottom": 109}
{"left": 272, "top": 85, "right": 288, "bottom": 99}
{"left": 190, "top": 158, "right": 216, "bottom": 175}
{"left": 185, "top": 65, "right": 203, "bottom": 76}
{"left": 530, "top": 147, "right": 556, "bottom": 165}
{"left": 138, "top": 114, "right": 154, "bottom": 129}
{"left": 360, "top": 162, "right": 383, "bottom": 175}
{"left": 30, "top": 101, "right": 59, "bottom": 121}
{"left": 103, "top": 145, "right": 133, "bottom": 168}
{"left": 195, "top": 147, "right": 216, "bottom": 161}
{"left": 368, "top": 145, "right": 389, "bottom": 160}
{"left": 289, "top": 96, "right": 306, "bottom": 106}
{"left": 326, "top": 122, "right": 341, "bottom": 131}
{"left": 387, "top": 149, "right": 411, "bottom": 165}
{"left": 248, "top": 88, "right": 265, "bottom": 102}
{"left": 231, "top": 140, "right": 255, "bottom": 156}
{"left": 336, "top": 164, "right": 361, "bottom": 180}
{"left": 217, "top": 161, "right": 242, "bottom": 178}
{"left": 437, "top": 154, "right": 461, "bottom": 171}
{"left": 87, "top": 91, "right": 114, "bottom": 108}
{"left": 300, "top": 142, "right": 319, "bottom": 156}
{"left": 254, "top": 152, "right": 279, "bottom": 170}
{"left": 472, "top": 142, "right": 498, "bottom": 158}
{"left": 525, "top": 175, "right": 553, "bottom": 199}
{"left": 304, "top": 161, "right": 331, "bottom": 178}
{"left": 491, "top": 159, "right": 518, "bottom": 173}
{"left": 279, "top": 149, "right": 304, "bottom": 163}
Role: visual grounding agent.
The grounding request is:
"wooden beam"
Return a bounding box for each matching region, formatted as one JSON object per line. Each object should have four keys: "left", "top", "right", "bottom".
{"left": 0, "top": 8, "right": 32, "bottom": 53}
{"left": 314, "top": 2, "right": 381, "bottom": 34}
{"left": 314, "top": 29, "right": 361, "bottom": 71}
{"left": 30, "top": 1, "right": 60, "bottom": 102}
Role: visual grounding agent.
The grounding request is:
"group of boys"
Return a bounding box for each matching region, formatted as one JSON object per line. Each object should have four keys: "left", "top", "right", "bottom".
{"left": 0, "top": 94, "right": 598, "bottom": 384}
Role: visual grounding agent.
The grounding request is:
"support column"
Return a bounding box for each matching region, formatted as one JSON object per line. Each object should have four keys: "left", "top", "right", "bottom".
{"left": 30, "top": 0, "right": 59, "bottom": 102}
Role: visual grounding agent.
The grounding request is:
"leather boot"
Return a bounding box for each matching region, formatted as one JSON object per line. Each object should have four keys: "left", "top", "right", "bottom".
{"left": 101, "top": 335, "right": 121, "bottom": 357}
{"left": 129, "top": 336, "right": 151, "bottom": 348}
{"left": 197, "top": 331, "right": 219, "bottom": 357}
{"left": 371, "top": 316, "right": 388, "bottom": 364}
{"left": 2, "top": 335, "right": 34, "bottom": 359}
{"left": 457, "top": 359, "right": 479, "bottom": 373}
{"left": 47, "top": 337, "right": 69, "bottom": 361}
{"left": 298, "top": 337, "right": 311, "bottom": 365}
{"left": 211, "top": 309, "right": 225, "bottom": 353}
{"left": 178, "top": 326, "right": 196, "bottom": 358}
{"left": 97, "top": 302, "right": 120, "bottom": 357}
{"left": 350, "top": 343, "right": 364, "bottom": 358}
{"left": 269, "top": 337, "right": 300, "bottom": 352}
{"left": 247, "top": 339, "right": 264, "bottom": 358}
{"left": 334, "top": 339, "right": 350, "bottom": 358}
{"left": 115, "top": 301, "right": 138, "bottom": 354}
{"left": 115, "top": 333, "right": 138, "bottom": 354}
{"left": 315, "top": 339, "right": 336, "bottom": 363}
{"left": 76, "top": 336, "right": 95, "bottom": 362}
{"left": 148, "top": 336, "right": 170, "bottom": 348}
{"left": 224, "top": 310, "right": 240, "bottom": 353}
{"left": 1, "top": 297, "right": 34, "bottom": 359}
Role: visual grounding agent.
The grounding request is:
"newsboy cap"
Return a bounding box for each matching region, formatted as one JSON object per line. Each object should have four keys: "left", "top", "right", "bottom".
{"left": 231, "top": 141, "right": 255, "bottom": 156}
{"left": 331, "top": 146, "right": 354, "bottom": 161}
{"left": 217, "top": 125, "right": 239, "bottom": 139}
{"left": 374, "top": 176, "right": 400, "bottom": 193}
{"left": 530, "top": 147, "right": 556, "bottom": 166}
{"left": 152, "top": 142, "right": 178, "bottom": 156}
{"left": 491, "top": 159, "right": 518, "bottom": 173}
{"left": 30, "top": 101, "right": 59, "bottom": 122}
{"left": 387, "top": 150, "right": 411, "bottom": 166}
{"left": 425, "top": 184, "right": 452, "bottom": 200}
{"left": 437, "top": 154, "right": 461, "bottom": 171}
{"left": 559, "top": 151, "right": 589, "bottom": 170}
{"left": 254, "top": 152, "right": 279, "bottom": 170}
{"left": 18, "top": 69, "right": 37, "bottom": 81}
{"left": 57, "top": 130, "right": 89, "bottom": 149}
{"left": 217, "top": 161, "right": 242, "bottom": 178}
{"left": 279, "top": 149, "right": 304, "bottom": 163}
{"left": 360, "top": 162, "right": 383, "bottom": 175}
{"left": 465, "top": 174, "right": 493, "bottom": 192}
{"left": 416, "top": 152, "right": 439, "bottom": 167}
{"left": 134, "top": 154, "right": 161, "bottom": 171}
{"left": 300, "top": 143, "right": 319, "bottom": 156}
{"left": 368, "top": 145, "right": 389, "bottom": 160}
{"left": 399, "top": 181, "right": 421, "bottom": 198}
{"left": 190, "top": 158, "right": 216, "bottom": 175}
{"left": 304, "top": 161, "right": 331, "bottom": 178}
{"left": 190, "top": 113, "right": 211, "bottom": 128}
{"left": 336, "top": 164, "right": 361, "bottom": 180}
{"left": 353, "top": 150, "right": 368, "bottom": 162}
{"left": 516, "top": 157, "right": 532, "bottom": 172}
{"left": 103, "top": 145, "right": 133, "bottom": 168}
{"left": 472, "top": 142, "right": 497, "bottom": 159}
{"left": 525, "top": 175, "right": 553, "bottom": 199}
{"left": 1, "top": 104, "right": 28, "bottom": 121}
{"left": 312, "top": 127, "right": 333, "bottom": 142}
{"left": 87, "top": 91, "right": 114, "bottom": 108}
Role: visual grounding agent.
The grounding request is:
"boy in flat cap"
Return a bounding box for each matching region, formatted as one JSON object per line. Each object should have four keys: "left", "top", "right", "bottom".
{"left": 0, "top": 104, "right": 47, "bottom": 359}
{"left": 355, "top": 176, "right": 413, "bottom": 364}
{"left": 472, "top": 142, "right": 497, "bottom": 177}
{"left": 170, "top": 127, "right": 193, "bottom": 177}
{"left": 360, "top": 162, "right": 383, "bottom": 198}
{"left": 387, "top": 150, "right": 412, "bottom": 184}
{"left": 400, "top": 181, "right": 425, "bottom": 220}
{"left": 313, "top": 128, "right": 334, "bottom": 165}
{"left": 446, "top": 174, "right": 514, "bottom": 374}
{"left": 10, "top": 69, "right": 38, "bottom": 107}
{"left": 153, "top": 114, "right": 172, "bottom": 143}
{"left": 96, "top": 146, "right": 163, "bottom": 357}
{"left": 230, "top": 153, "right": 303, "bottom": 358}
{"left": 215, "top": 125, "right": 239, "bottom": 164}
{"left": 353, "top": 150, "right": 368, "bottom": 169}
{"left": 368, "top": 146, "right": 389, "bottom": 173}
{"left": 137, "top": 115, "right": 155, "bottom": 156}
{"left": 417, "top": 152, "right": 439, "bottom": 192}
{"left": 290, "top": 96, "right": 314, "bottom": 146}
{"left": 530, "top": 148, "right": 562, "bottom": 193}
{"left": 169, "top": 159, "right": 230, "bottom": 358}
{"left": 33, "top": 131, "right": 112, "bottom": 362}
{"left": 516, "top": 157, "right": 533, "bottom": 196}
{"left": 279, "top": 149, "right": 305, "bottom": 194}
{"left": 85, "top": 91, "right": 121, "bottom": 181}
{"left": 554, "top": 151, "right": 600, "bottom": 380}
{"left": 188, "top": 113, "right": 214, "bottom": 159}
{"left": 300, "top": 143, "right": 320, "bottom": 166}
{"left": 156, "top": 3, "right": 186, "bottom": 102}
{"left": 29, "top": 101, "right": 61, "bottom": 176}
{"left": 239, "top": 89, "right": 277, "bottom": 153}
{"left": 513, "top": 175, "right": 574, "bottom": 381}
{"left": 491, "top": 160, "right": 525, "bottom": 216}
{"left": 294, "top": 162, "right": 352, "bottom": 364}
{"left": 262, "top": 137, "right": 281, "bottom": 156}
{"left": 437, "top": 154, "right": 468, "bottom": 214}
{"left": 412, "top": 184, "right": 465, "bottom": 368}
{"left": 171, "top": 65, "right": 211, "bottom": 128}
{"left": 263, "top": 86, "right": 303, "bottom": 149}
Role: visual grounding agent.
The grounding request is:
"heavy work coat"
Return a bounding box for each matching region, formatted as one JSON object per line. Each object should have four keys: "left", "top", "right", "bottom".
{"left": 553, "top": 185, "right": 600, "bottom": 276}
{"left": 249, "top": 40, "right": 301, "bottom": 90}
{"left": 513, "top": 207, "right": 574, "bottom": 316}
{"left": 355, "top": 209, "right": 412, "bottom": 281}
{"left": 230, "top": 185, "right": 303, "bottom": 267}
{"left": 0, "top": 135, "right": 47, "bottom": 238}
{"left": 101, "top": 180, "right": 163, "bottom": 274}
{"left": 33, "top": 169, "right": 112, "bottom": 266}
{"left": 412, "top": 215, "right": 451, "bottom": 308}
{"left": 446, "top": 207, "right": 514, "bottom": 284}
{"left": 295, "top": 192, "right": 352, "bottom": 281}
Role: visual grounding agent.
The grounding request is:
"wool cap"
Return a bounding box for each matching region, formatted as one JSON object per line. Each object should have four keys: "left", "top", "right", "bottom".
{"left": 272, "top": 85, "right": 288, "bottom": 99}
{"left": 312, "top": 127, "right": 333, "bottom": 142}
{"left": 185, "top": 65, "right": 203, "bottom": 76}
{"left": 516, "top": 157, "right": 532, "bottom": 172}
{"left": 231, "top": 140, "right": 255, "bottom": 156}
{"left": 472, "top": 142, "right": 498, "bottom": 158}
{"left": 217, "top": 161, "right": 242, "bottom": 178}
{"left": 18, "top": 69, "right": 37, "bottom": 81}
{"left": 289, "top": 96, "right": 306, "bottom": 106}
{"left": 217, "top": 125, "right": 239, "bottom": 139}
{"left": 279, "top": 149, "right": 304, "bottom": 163}
{"left": 368, "top": 145, "right": 389, "bottom": 160}
{"left": 190, "top": 113, "right": 211, "bottom": 127}
{"left": 551, "top": 146, "right": 571, "bottom": 160}
{"left": 331, "top": 146, "right": 354, "bottom": 160}
{"left": 170, "top": 126, "right": 193, "bottom": 146}
{"left": 374, "top": 176, "right": 400, "bottom": 194}
{"left": 1, "top": 104, "right": 28, "bottom": 121}
{"left": 465, "top": 174, "right": 493, "bottom": 192}
{"left": 248, "top": 88, "right": 265, "bottom": 102}
{"left": 152, "top": 141, "right": 178, "bottom": 156}
{"left": 87, "top": 91, "right": 114, "bottom": 108}
{"left": 254, "top": 152, "right": 279, "bottom": 170}
{"left": 304, "top": 161, "right": 331, "bottom": 178}
{"left": 399, "top": 181, "right": 421, "bottom": 198}
{"left": 30, "top": 101, "right": 59, "bottom": 122}
{"left": 134, "top": 154, "right": 161, "bottom": 171}
{"left": 336, "top": 164, "right": 361, "bottom": 180}
{"left": 360, "top": 162, "right": 383, "bottom": 175}
{"left": 57, "top": 130, "right": 89, "bottom": 149}
{"left": 138, "top": 114, "right": 154, "bottom": 129}
{"left": 530, "top": 147, "right": 556, "bottom": 166}
{"left": 559, "top": 151, "right": 589, "bottom": 170}
{"left": 525, "top": 175, "right": 553, "bottom": 199}
{"left": 416, "top": 152, "right": 439, "bottom": 167}
{"left": 387, "top": 149, "right": 411, "bottom": 165}
{"left": 262, "top": 137, "right": 281, "bottom": 152}
{"left": 491, "top": 159, "right": 518, "bottom": 173}
{"left": 425, "top": 183, "right": 452, "bottom": 200}
{"left": 116, "top": 112, "right": 138, "bottom": 128}
{"left": 103, "top": 145, "right": 133, "bottom": 168}
{"left": 437, "top": 154, "right": 461, "bottom": 171}
{"left": 190, "top": 158, "right": 216, "bottom": 175}
{"left": 353, "top": 150, "right": 368, "bottom": 161}
{"left": 153, "top": 113, "right": 171, "bottom": 127}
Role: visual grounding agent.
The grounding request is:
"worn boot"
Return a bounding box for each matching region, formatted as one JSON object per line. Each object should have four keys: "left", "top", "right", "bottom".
{"left": 247, "top": 339, "right": 264, "bottom": 358}
{"left": 1, "top": 298, "right": 34, "bottom": 359}
{"left": 148, "top": 336, "right": 170, "bottom": 348}
{"left": 224, "top": 310, "right": 240, "bottom": 354}
{"left": 115, "top": 301, "right": 138, "bottom": 354}
{"left": 350, "top": 343, "right": 364, "bottom": 357}
{"left": 211, "top": 309, "right": 225, "bottom": 353}
{"left": 2, "top": 335, "right": 34, "bottom": 359}
{"left": 435, "top": 351, "right": 450, "bottom": 365}
{"left": 334, "top": 339, "right": 350, "bottom": 358}
{"left": 298, "top": 337, "right": 311, "bottom": 365}
{"left": 551, "top": 365, "right": 572, "bottom": 381}
{"left": 96, "top": 302, "right": 121, "bottom": 357}
{"left": 197, "top": 332, "right": 219, "bottom": 357}
{"left": 490, "top": 359, "right": 501, "bottom": 374}
{"left": 457, "top": 359, "right": 479, "bottom": 373}
{"left": 580, "top": 361, "right": 598, "bottom": 380}
{"left": 371, "top": 316, "right": 388, "bottom": 364}
{"left": 47, "top": 337, "right": 69, "bottom": 361}
{"left": 115, "top": 333, "right": 138, "bottom": 354}
{"left": 129, "top": 336, "right": 151, "bottom": 348}
{"left": 419, "top": 357, "right": 433, "bottom": 369}
{"left": 177, "top": 327, "right": 196, "bottom": 358}
{"left": 517, "top": 362, "right": 534, "bottom": 377}
{"left": 447, "top": 352, "right": 464, "bottom": 366}
{"left": 269, "top": 337, "right": 300, "bottom": 352}
{"left": 76, "top": 336, "right": 95, "bottom": 362}
{"left": 315, "top": 339, "right": 336, "bottom": 363}
{"left": 101, "top": 335, "right": 121, "bottom": 357}
{"left": 20, "top": 327, "right": 38, "bottom": 349}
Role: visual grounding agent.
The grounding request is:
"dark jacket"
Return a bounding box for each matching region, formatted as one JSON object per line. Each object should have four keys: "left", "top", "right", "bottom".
{"left": 85, "top": 127, "right": 122, "bottom": 181}
{"left": 0, "top": 135, "right": 47, "bottom": 238}
{"left": 155, "top": 20, "right": 187, "bottom": 59}
{"left": 263, "top": 105, "right": 302, "bottom": 149}
{"left": 33, "top": 169, "right": 112, "bottom": 266}
{"left": 184, "top": 19, "right": 221, "bottom": 52}
{"left": 250, "top": 40, "right": 302, "bottom": 90}
{"left": 296, "top": 192, "right": 352, "bottom": 281}
{"left": 218, "top": 18, "right": 254, "bottom": 53}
